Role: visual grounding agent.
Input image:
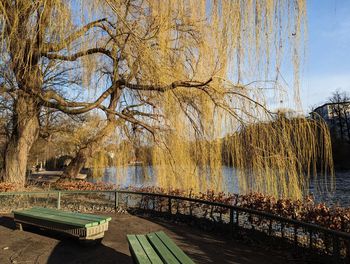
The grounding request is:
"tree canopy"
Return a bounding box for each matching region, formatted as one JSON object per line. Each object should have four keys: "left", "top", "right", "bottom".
{"left": 0, "top": 0, "right": 333, "bottom": 199}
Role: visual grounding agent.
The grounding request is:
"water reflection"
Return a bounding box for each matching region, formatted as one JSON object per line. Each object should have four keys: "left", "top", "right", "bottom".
{"left": 89, "top": 166, "right": 156, "bottom": 187}
{"left": 309, "top": 171, "right": 350, "bottom": 207}
{"left": 88, "top": 166, "right": 350, "bottom": 207}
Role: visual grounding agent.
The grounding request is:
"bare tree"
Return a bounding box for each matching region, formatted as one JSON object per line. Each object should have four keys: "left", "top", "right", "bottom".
{"left": 328, "top": 90, "right": 350, "bottom": 143}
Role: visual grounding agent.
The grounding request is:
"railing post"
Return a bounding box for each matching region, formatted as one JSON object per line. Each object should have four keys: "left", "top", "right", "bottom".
{"left": 235, "top": 210, "right": 239, "bottom": 229}
{"left": 268, "top": 219, "right": 273, "bottom": 236}
{"left": 229, "top": 208, "right": 234, "bottom": 238}
{"left": 294, "top": 224, "right": 298, "bottom": 247}
{"left": 114, "top": 191, "right": 119, "bottom": 210}
{"left": 309, "top": 229, "right": 313, "bottom": 249}
{"left": 57, "top": 191, "right": 61, "bottom": 210}
{"left": 168, "top": 198, "right": 172, "bottom": 215}
{"left": 333, "top": 235, "right": 340, "bottom": 263}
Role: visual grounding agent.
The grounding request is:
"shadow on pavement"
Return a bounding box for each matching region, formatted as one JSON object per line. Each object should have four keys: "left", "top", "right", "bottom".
{"left": 131, "top": 214, "right": 291, "bottom": 264}
{"left": 47, "top": 240, "right": 131, "bottom": 264}
{"left": 0, "top": 216, "right": 131, "bottom": 264}
{"left": 0, "top": 216, "right": 16, "bottom": 229}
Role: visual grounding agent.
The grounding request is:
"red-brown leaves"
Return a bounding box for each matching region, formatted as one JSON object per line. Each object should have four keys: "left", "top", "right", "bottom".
{"left": 0, "top": 182, "right": 17, "bottom": 192}
{"left": 54, "top": 180, "right": 115, "bottom": 191}
{"left": 2, "top": 181, "right": 349, "bottom": 233}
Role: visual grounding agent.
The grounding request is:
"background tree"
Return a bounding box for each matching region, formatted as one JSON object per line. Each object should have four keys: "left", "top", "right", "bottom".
{"left": 27, "top": 110, "right": 91, "bottom": 170}
{"left": 0, "top": 1, "right": 123, "bottom": 184}
{"left": 327, "top": 90, "right": 350, "bottom": 170}
{"left": 328, "top": 90, "right": 350, "bottom": 143}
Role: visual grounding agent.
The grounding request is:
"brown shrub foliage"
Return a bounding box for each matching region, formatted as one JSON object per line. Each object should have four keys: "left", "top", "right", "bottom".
{"left": 54, "top": 180, "right": 115, "bottom": 191}
{"left": 0, "top": 182, "right": 17, "bottom": 192}
{"left": 2, "top": 181, "right": 349, "bottom": 233}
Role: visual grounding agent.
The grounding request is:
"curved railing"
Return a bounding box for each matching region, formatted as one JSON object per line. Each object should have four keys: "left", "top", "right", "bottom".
{"left": 0, "top": 189, "right": 349, "bottom": 262}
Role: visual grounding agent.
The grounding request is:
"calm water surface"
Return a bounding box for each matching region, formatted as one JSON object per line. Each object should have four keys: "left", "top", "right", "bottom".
{"left": 88, "top": 166, "right": 350, "bottom": 207}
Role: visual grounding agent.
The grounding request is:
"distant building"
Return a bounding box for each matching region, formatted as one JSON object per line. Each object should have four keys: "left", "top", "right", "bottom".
{"left": 310, "top": 101, "right": 350, "bottom": 141}
{"left": 311, "top": 102, "right": 350, "bottom": 121}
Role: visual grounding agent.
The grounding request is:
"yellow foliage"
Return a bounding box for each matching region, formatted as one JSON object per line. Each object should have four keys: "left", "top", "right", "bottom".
{"left": 1, "top": 0, "right": 332, "bottom": 199}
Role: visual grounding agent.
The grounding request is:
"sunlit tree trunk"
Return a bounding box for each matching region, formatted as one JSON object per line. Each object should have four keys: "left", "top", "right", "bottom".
{"left": 63, "top": 79, "right": 120, "bottom": 179}
{"left": 0, "top": 2, "right": 44, "bottom": 186}
{"left": 63, "top": 122, "right": 116, "bottom": 178}
{"left": 63, "top": 148, "right": 89, "bottom": 179}
{"left": 2, "top": 95, "right": 40, "bottom": 185}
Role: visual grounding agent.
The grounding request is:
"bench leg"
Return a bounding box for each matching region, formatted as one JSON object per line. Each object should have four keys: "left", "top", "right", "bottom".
{"left": 15, "top": 222, "right": 23, "bottom": 231}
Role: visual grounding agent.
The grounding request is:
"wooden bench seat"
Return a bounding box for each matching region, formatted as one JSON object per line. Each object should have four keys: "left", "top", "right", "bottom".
{"left": 13, "top": 207, "right": 111, "bottom": 240}
{"left": 127, "top": 231, "right": 195, "bottom": 264}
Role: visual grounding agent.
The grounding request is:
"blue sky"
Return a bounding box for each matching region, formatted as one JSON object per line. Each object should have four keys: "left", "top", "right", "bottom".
{"left": 70, "top": 1, "right": 349, "bottom": 114}
{"left": 300, "top": 0, "right": 350, "bottom": 111}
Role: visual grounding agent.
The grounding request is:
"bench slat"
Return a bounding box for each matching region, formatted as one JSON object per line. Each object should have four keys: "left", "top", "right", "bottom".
{"left": 30, "top": 207, "right": 111, "bottom": 224}
{"left": 136, "top": 235, "right": 163, "bottom": 264}
{"left": 32, "top": 207, "right": 111, "bottom": 221}
{"left": 127, "top": 235, "right": 152, "bottom": 264}
{"left": 13, "top": 209, "right": 97, "bottom": 227}
{"left": 155, "top": 231, "right": 195, "bottom": 264}
{"left": 147, "top": 233, "right": 180, "bottom": 264}
{"left": 14, "top": 210, "right": 95, "bottom": 227}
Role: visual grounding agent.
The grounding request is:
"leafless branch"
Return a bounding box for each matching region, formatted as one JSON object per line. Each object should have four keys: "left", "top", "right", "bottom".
{"left": 42, "top": 18, "right": 108, "bottom": 53}
{"left": 42, "top": 48, "right": 113, "bottom": 61}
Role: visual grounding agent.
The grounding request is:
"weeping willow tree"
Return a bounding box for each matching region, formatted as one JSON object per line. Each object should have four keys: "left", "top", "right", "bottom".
{"left": 0, "top": 0, "right": 333, "bottom": 198}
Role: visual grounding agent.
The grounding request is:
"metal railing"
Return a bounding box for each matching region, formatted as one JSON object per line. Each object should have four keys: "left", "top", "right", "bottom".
{"left": 1, "top": 189, "right": 349, "bottom": 262}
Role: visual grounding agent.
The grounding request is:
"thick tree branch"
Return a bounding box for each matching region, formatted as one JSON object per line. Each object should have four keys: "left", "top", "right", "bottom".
{"left": 39, "top": 83, "right": 118, "bottom": 114}
{"left": 39, "top": 77, "right": 212, "bottom": 115}
{"left": 42, "top": 48, "right": 113, "bottom": 61}
{"left": 99, "top": 105, "right": 156, "bottom": 135}
{"left": 120, "top": 78, "right": 213, "bottom": 92}
{"left": 122, "top": 108, "right": 163, "bottom": 120}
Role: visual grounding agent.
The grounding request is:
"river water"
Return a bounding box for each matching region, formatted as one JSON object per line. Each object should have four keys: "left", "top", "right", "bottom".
{"left": 88, "top": 166, "right": 350, "bottom": 207}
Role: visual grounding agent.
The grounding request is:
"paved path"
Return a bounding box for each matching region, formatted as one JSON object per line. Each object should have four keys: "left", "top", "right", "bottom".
{"left": 0, "top": 213, "right": 299, "bottom": 264}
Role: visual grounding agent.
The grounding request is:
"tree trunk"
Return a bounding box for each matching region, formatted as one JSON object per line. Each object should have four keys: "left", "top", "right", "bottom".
{"left": 63, "top": 121, "right": 117, "bottom": 179}
{"left": 63, "top": 88, "right": 120, "bottom": 179}
{"left": 1, "top": 95, "right": 40, "bottom": 186}
{"left": 63, "top": 148, "right": 89, "bottom": 178}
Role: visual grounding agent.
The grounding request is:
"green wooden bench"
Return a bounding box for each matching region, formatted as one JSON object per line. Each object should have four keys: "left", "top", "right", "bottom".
{"left": 127, "top": 231, "right": 195, "bottom": 264}
{"left": 13, "top": 207, "right": 111, "bottom": 241}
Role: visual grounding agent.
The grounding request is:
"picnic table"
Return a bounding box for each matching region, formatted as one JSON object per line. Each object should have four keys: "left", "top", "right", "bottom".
{"left": 13, "top": 207, "right": 111, "bottom": 241}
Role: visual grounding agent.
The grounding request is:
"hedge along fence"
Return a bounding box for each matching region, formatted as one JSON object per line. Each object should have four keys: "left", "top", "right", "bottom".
{"left": 0, "top": 190, "right": 349, "bottom": 263}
